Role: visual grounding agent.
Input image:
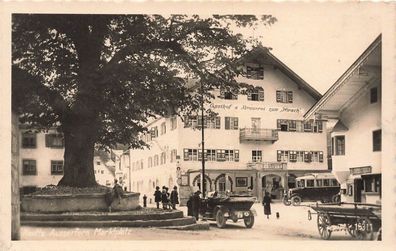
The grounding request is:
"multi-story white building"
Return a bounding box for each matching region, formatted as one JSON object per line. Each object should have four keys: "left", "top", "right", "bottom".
{"left": 305, "top": 35, "right": 381, "bottom": 204}
{"left": 19, "top": 129, "right": 116, "bottom": 193}
{"left": 127, "top": 47, "right": 329, "bottom": 203}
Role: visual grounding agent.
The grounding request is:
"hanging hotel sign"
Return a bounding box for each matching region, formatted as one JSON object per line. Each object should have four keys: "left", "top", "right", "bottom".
{"left": 350, "top": 166, "right": 372, "bottom": 175}
{"left": 209, "top": 104, "right": 302, "bottom": 114}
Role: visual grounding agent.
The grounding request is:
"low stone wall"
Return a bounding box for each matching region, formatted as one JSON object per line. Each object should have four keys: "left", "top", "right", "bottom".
{"left": 21, "top": 192, "right": 140, "bottom": 213}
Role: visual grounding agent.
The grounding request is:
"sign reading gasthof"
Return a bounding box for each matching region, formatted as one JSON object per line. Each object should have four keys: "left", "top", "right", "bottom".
{"left": 350, "top": 166, "right": 372, "bottom": 175}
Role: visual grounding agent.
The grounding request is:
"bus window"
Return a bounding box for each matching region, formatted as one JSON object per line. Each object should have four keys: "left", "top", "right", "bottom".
{"left": 323, "top": 179, "right": 330, "bottom": 187}
{"left": 297, "top": 179, "right": 305, "bottom": 188}
{"left": 306, "top": 179, "right": 315, "bottom": 187}
{"left": 331, "top": 179, "right": 339, "bottom": 186}
{"left": 316, "top": 179, "right": 323, "bottom": 187}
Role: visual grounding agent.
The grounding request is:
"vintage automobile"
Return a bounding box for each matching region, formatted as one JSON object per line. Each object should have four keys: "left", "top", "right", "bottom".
{"left": 283, "top": 173, "right": 340, "bottom": 206}
{"left": 200, "top": 194, "right": 257, "bottom": 228}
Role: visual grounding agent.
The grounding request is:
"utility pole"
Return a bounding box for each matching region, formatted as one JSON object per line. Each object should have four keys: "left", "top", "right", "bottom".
{"left": 200, "top": 81, "right": 206, "bottom": 198}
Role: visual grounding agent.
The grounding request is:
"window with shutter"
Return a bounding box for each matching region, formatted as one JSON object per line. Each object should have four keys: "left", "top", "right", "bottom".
{"left": 22, "top": 132, "right": 37, "bottom": 148}
{"left": 287, "top": 91, "right": 293, "bottom": 103}
{"left": 215, "top": 117, "right": 221, "bottom": 129}
{"left": 276, "top": 91, "right": 281, "bottom": 102}
{"left": 289, "top": 120, "right": 296, "bottom": 131}
{"left": 225, "top": 117, "right": 230, "bottom": 130}
{"left": 277, "top": 150, "right": 281, "bottom": 162}
{"left": 247, "top": 90, "right": 252, "bottom": 100}
{"left": 183, "top": 149, "right": 189, "bottom": 161}
{"left": 319, "top": 152, "right": 324, "bottom": 162}
{"left": 219, "top": 89, "right": 225, "bottom": 99}
{"left": 234, "top": 150, "right": 239, "bottom": 162}
{"left": 318, "top": 121, "right": 323, "bottom": 133}
{"left": 259, "top": 90, "right": 264, "bottom": 101}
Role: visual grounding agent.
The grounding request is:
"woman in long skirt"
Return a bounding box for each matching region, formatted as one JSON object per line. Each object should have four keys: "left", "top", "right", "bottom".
{"left": 262, "top": 192, "right": 272, "bottom": 219}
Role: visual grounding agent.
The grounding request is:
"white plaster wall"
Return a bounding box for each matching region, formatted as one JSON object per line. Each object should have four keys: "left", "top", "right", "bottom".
{"left": 129, "top": 67, "right": 328, "bottom": 199}
{"left": 331, "top": 82, "right": 381, "bottom": 174}
{"left": 94, "top": 156, "right": 115, "bottom": 187}
{"left": 20, "top": 131, "right": 64, "bottom": 187}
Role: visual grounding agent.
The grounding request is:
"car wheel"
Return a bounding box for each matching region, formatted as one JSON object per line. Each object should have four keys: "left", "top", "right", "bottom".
{"left": 292, "top": 196, "right": 301, "bottom": 206}
{"left": 216, "top": 209, "right": 227, "bottom": 228}
{"left": 244, "top": 215, "right": 254, "bottom": 228}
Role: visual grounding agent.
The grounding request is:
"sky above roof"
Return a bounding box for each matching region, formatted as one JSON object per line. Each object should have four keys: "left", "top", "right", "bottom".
{"left": 235, "top": 3, "right": 385, "bottom": 94}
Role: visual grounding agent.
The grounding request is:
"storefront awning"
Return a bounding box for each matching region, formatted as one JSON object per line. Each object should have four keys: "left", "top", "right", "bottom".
{"left": 333, "top": 171, "right": 350, "bottom": 184}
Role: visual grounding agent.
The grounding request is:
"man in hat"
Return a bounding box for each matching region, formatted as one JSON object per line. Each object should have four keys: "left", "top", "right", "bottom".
{"left": 191, "top": 190, "right": 201, "bottom": 221}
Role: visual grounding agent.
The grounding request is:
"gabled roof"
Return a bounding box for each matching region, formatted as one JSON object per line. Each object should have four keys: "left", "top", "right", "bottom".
{"left": 304, "top": 34, "right": 381, "bottom": 120}
{"left": 241, "top": 46, "right": 322, "bottom": 101}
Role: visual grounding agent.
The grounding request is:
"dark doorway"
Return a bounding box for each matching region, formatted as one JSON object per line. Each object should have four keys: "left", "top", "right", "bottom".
{"left": 354, "top": 179, "right": 363, "bottom": 202}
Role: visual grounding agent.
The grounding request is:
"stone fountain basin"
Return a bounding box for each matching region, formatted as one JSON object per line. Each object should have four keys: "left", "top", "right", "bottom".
{"left": 21, "top": 192, "right": 140, "bottom": 213}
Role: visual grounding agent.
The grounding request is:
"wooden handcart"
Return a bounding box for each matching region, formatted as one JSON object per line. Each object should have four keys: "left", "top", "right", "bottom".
{"left": 307, "top": 202, "right": 381, "bottom": 240}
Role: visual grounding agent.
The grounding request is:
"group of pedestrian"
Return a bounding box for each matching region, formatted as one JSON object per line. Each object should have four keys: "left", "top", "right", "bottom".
{"left": 154, "top": 185, "right": 179, "bottom": 210}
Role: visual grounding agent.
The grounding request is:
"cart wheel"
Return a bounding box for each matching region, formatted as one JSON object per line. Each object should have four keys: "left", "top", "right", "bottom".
{"left": 216, "top": 209, "right": 227, "bottom": 228}
{"left": 354, "top": 217, "right": 374, "bottom": 240}
{"left": 244, "top": 215, "right": 255, "bottom": 228}
{"left": 291, "top": 196, "right": 301, "bottom": 206}
{"left": 317, "top": 213, "right": 332, "bottom": 240}
{"left": 346, "top": 223, "right": 356, "bottom": 237}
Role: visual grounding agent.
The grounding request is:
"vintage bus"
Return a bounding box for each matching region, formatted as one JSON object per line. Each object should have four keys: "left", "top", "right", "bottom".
{"left": 284, "top": 173, "right": 340, "bottom": 206}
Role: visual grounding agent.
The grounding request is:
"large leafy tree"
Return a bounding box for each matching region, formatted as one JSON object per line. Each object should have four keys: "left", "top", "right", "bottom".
{"left": 12, "top": 14, "right": 276, "bottom": 187}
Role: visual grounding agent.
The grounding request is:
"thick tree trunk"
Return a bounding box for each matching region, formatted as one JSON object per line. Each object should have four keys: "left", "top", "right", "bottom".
{"left": 58, "top": 117, "right": 98, "bottom": 187}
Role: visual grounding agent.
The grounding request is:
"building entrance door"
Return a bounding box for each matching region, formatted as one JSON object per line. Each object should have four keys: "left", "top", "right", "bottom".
{"left": 262, "top": 174, "right": 283, "bottom": 199}
{"left": 354, "top": 179, "right": 363, "bottom": 202}
{"left": 251, "top": 118, "right": 261, "bottom": 132}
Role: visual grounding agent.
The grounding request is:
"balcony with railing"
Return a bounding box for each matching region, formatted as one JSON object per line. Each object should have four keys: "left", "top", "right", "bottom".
{"left": 247, "top": 161, "right": 287, "bottom": 170}
{"left": 240, "top": 128, "right": 279, "bottom": 143}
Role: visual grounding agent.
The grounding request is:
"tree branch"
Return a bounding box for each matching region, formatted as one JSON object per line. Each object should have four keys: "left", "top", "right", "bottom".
{"left": 12, "top": 65, "right": 69, "bottom": 115}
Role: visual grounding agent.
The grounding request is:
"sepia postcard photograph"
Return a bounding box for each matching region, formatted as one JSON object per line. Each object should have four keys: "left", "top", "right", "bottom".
{"left": 0, "top": 1, "right": 395, "bottom": 251}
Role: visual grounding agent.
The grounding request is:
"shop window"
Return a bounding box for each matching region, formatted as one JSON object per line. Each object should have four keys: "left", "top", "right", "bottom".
{"left": 373, "top": 129, "right": 381, "bottom": 152}
{"left": 370, "top": 87, "right": 378, "bottom": 104}
{"left": 364, "top": 175, "right": 381, "bottom": 193}
{"left": 236, "top": 177, "right": 248, "bottom": 187}
{"left": 51, "top": 160, "right": 63, "bottom": 175}
{"left": 22, "top": 132, "right": 37, "bottom": 148}
{"left": 22, "top": 159, "right": 37, "bottom": 175}
{"left": 45, "top": 134, "right": 64, "bottom": 148}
